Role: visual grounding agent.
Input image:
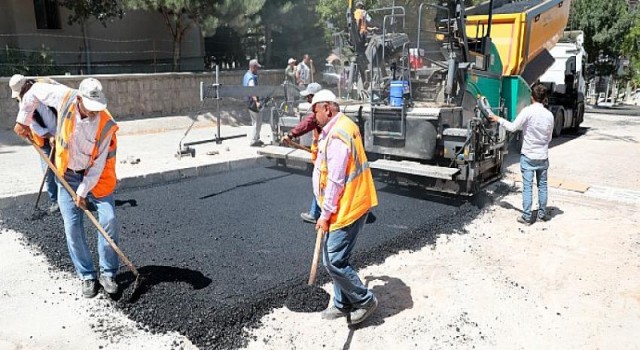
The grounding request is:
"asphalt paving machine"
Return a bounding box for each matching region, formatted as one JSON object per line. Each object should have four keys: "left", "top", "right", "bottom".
{"left": 259, "top": 0, "right": 571, "bottom": 195}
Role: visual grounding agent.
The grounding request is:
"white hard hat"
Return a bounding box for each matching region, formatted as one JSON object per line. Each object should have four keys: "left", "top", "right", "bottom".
{"left": 311, "top": 89, "right": 337, "bottom": 106}
{"left": 300, "top": 82, "right": 322, "bottom": 97}
{"left": 78, "top": 78, "right": 107, "bottom": 112}
{"left": 288, "top": 58, "right": 296, "bottom": 65}
{"left": 9, "top": 74, "right": 26, "bottom": 99}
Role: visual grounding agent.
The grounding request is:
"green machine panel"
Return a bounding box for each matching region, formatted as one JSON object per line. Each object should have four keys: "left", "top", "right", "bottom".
{"left": 501, "top": 76, "right": 531, "bottom": 121}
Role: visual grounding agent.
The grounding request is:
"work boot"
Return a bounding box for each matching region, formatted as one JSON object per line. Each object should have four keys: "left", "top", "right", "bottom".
{"left": 321, "top": 305, "right": 350, "bottom": 320}
{"left": 537, "top": 214, "right": 549, "bottom": 222}
{"left": 250, "top": 140, "right": 264, "bottom": 147}
{"left": 300, "top": 212, "right": 317, "bottom": 224}
{"left": 82, "top": 279, "right": 98, "bottom": 298}
{"left": 48, "top": 202, "right": 59, "bottom": 214}
{"left": 348, "top": 296, "right": 378, "bottom": 325}
{"left": 517, "top": 216, "right": 532, "bottom": 226}
{"left": 99, "top": 275, "right": 118, "bottom": 294}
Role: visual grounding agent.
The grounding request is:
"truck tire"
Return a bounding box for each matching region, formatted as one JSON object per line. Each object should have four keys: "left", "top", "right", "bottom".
{"left": 569, "top": 102, "right": 584, "bottom": 133}
{"left": 553, "top": 110, "right": 564, "bottom": 138}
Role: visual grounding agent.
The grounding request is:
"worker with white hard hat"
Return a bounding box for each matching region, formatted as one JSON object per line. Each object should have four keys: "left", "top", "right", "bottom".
{"left": 309, "top": 89, "right": 379, "bottom": 325}
{"left": 14, "top": 77, "right": 121, "bottom": 299}
{"left": 285, "top": 58, "right": 297, "bottom": 85}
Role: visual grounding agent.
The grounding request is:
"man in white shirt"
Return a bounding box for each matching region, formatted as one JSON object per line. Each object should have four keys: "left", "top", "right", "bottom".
{"left": 9, "top": 74, "right": 59, "bottom": 213}
{"left": 489, "top": 84, "right": 554, "bottom": 225}
{"left": 14, "top": 78, "right": 121, "bottom": 298}
{"left": 296, "top": 54, "right": 312, "bottom": 87}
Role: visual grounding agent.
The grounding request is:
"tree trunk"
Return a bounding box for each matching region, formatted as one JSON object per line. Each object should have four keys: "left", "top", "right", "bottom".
{"left": 173, "top": 33, "right": 182, "bottom": 71}
{"left": 264, "top": 24, "right": 272, "bottom": 67}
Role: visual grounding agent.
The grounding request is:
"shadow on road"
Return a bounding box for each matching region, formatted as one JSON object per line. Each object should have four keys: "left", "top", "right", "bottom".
{"left": 498, "top": 201, "right": 564, "bottom": 221}
{"left": 113, "top": 265, "right": 212, "bottom": 303}
{"left": 341, "top": 275, "right": 413, "bottom": 349}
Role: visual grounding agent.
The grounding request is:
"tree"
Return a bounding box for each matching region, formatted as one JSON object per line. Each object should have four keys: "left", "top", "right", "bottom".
{"left": 571, "top": 0, "right": 635, "bottom": 76}
{"left": 58, "top": 0, "right": 124, "bottom": 26}
{"left": 255, "top": 0, "right": 295, "bottom": 67}
{"left": 58, "top": 0, "right": 125, "bottom": 73}
{"left": 123, "top": 0, "right": 264, "bottom": 70}
{"left": 622, "top": 15, "right": 640, "bottom": 86}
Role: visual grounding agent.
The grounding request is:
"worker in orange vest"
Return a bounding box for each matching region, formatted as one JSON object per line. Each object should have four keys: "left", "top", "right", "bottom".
{"left": 310, "top": 90, "right": 379, "bottom": 325}
{"left": 9, "top": 74, "right": 59, "bottom": 213}
{"left": 14, "top": 78, "right": 120, "bottom": 299}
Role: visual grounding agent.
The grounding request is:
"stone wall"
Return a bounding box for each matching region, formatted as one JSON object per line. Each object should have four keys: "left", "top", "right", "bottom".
{"left": 0, "top": 70, "right": 287, "bottom": 130}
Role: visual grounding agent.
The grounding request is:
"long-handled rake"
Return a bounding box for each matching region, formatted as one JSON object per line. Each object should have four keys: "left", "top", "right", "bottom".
{"left": 27, "top": 138, "right": 144, "bottom": 298}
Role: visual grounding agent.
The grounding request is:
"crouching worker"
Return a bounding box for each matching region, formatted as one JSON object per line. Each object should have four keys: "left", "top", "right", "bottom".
{"left": 14, "top": 78, "right": 120, "bottom": 298}
{"left": 10, "top": 74, "right": 59, "bottom": 213}
{"left": 310, "top": 90, "right": 379, "bottom": 325}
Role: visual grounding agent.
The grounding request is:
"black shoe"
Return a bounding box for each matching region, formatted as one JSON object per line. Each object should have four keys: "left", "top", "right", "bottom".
{"left": 537, "top": 215, "right": 549, "bottom": 222}
{"left": 300, "top": 212, "right": 317, "bottom": 224}
{"left": 250, "top": 140, "right": 264, "bottom": 147}
{"left": 82, "top": 279, "right": 98, "bottom": 298}
{"left": 517, "top": 216, "right": 532, "bottom": 226}
{"left": 348, "top": 296, "right": 378, "bottom": 325}
{"left": 99, "top": 275, "right": 118, "bottom": 294}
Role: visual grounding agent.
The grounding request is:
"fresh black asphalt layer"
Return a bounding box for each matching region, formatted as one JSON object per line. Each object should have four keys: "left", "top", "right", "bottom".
{"left": 0, "top": 165, "right": 483, "bottom": 349}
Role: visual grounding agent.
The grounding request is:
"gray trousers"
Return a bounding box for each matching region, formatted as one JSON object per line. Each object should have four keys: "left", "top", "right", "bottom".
{"left": 249, "top": 108, "right": 262, "bottom": 144}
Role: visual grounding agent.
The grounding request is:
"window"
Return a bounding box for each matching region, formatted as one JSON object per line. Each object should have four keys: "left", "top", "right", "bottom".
{"left": 34, "top": 0, "right": 61, "bottom": 30}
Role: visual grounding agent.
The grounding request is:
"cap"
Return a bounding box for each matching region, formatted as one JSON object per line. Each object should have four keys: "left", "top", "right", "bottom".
{"left": 78, "top": 78, "right": 107, "bottom": 112}
{"left": 249, "top": 59, "right": 261, "bottom": 68}
{"left": 288, "top": 58, "right": 296, "bottom": 65}
{"left": 355, "top": 0, "right": 365, "bottom": 8}
{"left": 300, "top": 82, "right": 322, "bottom": 97}
{"left": 9, "top": 74, "right": 26, "bottom": 99}
{"left": 311, "top": 89, "right": 337, "bottom": 106}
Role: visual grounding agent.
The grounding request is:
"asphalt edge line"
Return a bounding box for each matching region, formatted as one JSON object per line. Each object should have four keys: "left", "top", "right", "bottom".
{"left": 0, "top": 155, "right": 273, "bottom": 210}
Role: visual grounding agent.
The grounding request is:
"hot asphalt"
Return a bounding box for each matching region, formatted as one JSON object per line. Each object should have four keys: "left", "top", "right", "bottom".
{"left": 0, "top": 165, "right": 482, "bottom": 349}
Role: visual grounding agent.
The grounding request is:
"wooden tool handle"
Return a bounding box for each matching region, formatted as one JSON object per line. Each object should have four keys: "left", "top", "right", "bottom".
{"left": 287, "top": 140, "right": 312, "bottom": 153}
{"left": 308, "top": 228, "right": 324, "bottom": 285}
{"left": 28, "top": 139, "right": 139, "bottom": 277}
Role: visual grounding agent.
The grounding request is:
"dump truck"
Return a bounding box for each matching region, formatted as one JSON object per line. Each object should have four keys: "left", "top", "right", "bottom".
{"left": 259, "top": 0, "right": 571, "bottom": 195}
{"left": 538, "top": 30, "right": 587, "bottom": 136}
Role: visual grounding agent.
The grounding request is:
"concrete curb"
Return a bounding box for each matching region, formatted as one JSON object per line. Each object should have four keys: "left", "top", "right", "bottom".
{"left": 0, "top": 155, "right": 273, "bottom": 210}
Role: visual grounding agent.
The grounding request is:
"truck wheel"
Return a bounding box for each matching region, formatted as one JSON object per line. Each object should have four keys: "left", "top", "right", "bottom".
{"left": 569, "top": 103, "right": 584, "bottom": 133}
{"left": 553, "top": 110, "right": 564, "bottom": 138}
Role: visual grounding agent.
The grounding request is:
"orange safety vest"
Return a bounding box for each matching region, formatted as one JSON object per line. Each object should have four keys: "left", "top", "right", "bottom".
{"left": 317, "top": 114, "right": 378, "bottom": 231}
{"left": 55, "top": 90, "right": 118, "bottom": 198}
{"left": 310, "top": 129, "right": 319, "bottom": 162}
{"left": 31, "top": 130, "right": 46, "bottom": 148}
{"left": 354, "top": 9, "right": 368, "bottom": 35}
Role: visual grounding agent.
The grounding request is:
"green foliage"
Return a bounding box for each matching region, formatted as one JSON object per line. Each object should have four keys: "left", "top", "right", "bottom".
{"left": 58, "top": 0, "right": 124, "bottom": 26}
{"left": 622, "top": 16, "right": 640, "bottom": 85}
{"left": 571, "top": 0, "right": 635, "bottom": 75}
{"left": 0, "top": 45, "right": 61, "bottom": 77}
{"left": 122, "top": 0, "right": 264, "bottom": 69}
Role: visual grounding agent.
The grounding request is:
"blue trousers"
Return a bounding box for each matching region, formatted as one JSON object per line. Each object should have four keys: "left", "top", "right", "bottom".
{"left": 322, "top": 213, "right": 374, "bottom": 310}
{"left": 520, "top": 155, "right": 549, "bottom": 221}
{"left": 309, "top": 197, "right": 321, "bottom": 219}
{"left": 39, "top": 143, "right": 58, "bottom": 203}
{"left": 57, "top": 171, "right": 119, "bottom": 280}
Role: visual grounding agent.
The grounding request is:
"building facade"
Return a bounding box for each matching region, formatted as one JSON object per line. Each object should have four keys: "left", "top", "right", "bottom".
{"left": 0, "top": 0, "right": 205, "bottom": 75}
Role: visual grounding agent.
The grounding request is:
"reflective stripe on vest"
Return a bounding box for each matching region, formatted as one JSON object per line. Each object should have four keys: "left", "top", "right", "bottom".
{"left": 54, "top": 90, "right": 118, "bottom": 198}
{"left": 317, "top": 114, "right": 378, "bottom": 231}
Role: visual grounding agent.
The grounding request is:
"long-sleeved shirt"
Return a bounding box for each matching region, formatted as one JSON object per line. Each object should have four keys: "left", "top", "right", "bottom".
{"left": 289, "top": 112, "right": 321, "bottom": 137}
{"left": 312, "top": 113, "right": 351, "bottom": 221}
{"left": 30, "top": 103, "right": 57, "bottom": 138}
{"left": 498, "top": 102, "right": 554, "bottom": 160}
{"left": 17, "top": 82, "right": 112, "bottom": 198}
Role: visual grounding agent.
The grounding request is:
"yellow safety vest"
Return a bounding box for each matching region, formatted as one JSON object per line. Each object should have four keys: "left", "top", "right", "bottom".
{"left": 317, "top": 114, "right": 378, "bottom": 231}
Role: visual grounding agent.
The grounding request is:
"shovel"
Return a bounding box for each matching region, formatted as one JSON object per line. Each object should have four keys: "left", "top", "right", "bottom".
{"left": 27, "top": 138, "right": 144, "bottom": 298}
{"left": 308, "top": 228, "right": 325, "bottom": 285}
{"left": 34, "top": 143, "right": 55, "bottom": 212}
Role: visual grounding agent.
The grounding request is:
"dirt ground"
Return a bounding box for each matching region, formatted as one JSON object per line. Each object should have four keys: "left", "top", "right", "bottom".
{"left": 1, "top": 111, "right": 639, "bottom": 349}
{"left": 243, "top": 112, "right": 640, "bottom": 350}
